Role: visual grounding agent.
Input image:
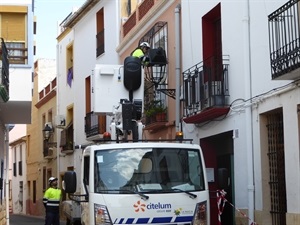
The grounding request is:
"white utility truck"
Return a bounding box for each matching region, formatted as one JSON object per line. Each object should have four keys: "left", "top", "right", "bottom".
{"left": 62, "top": 54, "right": 227, "bottom": 225}
{"left": 63, "top": 139, "right": 210, "bottom": 225}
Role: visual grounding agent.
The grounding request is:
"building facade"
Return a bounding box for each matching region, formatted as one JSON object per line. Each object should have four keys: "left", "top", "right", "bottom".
{"left": 0, "top": 0, "right": 34, "bottom": 223}
{"left": 26, "top": 58, "right": 57, "bottom": 217}
{"left": 180, "top": 0, "right": 300, "bottom": 225}
{"left": 9, "top": 128, "right": 27, "bottom": 215}
{"left": 56, "top": 0, "right": 122, "bottom": 195}
{"left": 45, "top": 0, "right": 300, "bottom": 225}
{"left": 117, "top": 0, "right": 180, "bottom": 139}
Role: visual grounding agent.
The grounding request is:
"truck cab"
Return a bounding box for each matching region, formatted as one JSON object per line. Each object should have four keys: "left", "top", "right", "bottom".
{"left": 63, "top": 141, "right": 210, "bottom": 225}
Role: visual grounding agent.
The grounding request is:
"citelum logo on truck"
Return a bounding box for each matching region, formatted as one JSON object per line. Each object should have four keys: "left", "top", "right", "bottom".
{"left": 133, "top": 200, "right": 172, "bottom": 212}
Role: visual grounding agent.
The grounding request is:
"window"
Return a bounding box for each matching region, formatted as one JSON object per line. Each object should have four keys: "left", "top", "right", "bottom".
{"left": 83, "top": 156, "right": 90, "bottom": 186}
{"left": 9, "top": 180, "right": 12, "bottom": 200}
{"left": 13, "top": 147, "right": 17, "bottom": 177}
{"left": 19, "top": 181, "right": 23, "bottom": 203}
{"left": 48, "top": 110, "right": 53, "bottom": 124}
{"left": 96, "top": 8, "right": 104, "bottom": 57}
{"left": 19, "top": 145, "right": 23, "bottom": 175}
{"left": 60, "top": 121, "right": 74, "bottom": 150}
{"left": 18, "top": 161, "right": 22, "bottom": 176}
{"left": 14, "top": 147, "right": 17, "bottom": 163}
{"left": 141, "top": 22, "right": 168, "bottom": 118}
{"left": 94, "top": 147, "right": 205, "bottom": 193}
{"left": 202, "top": 3, "right": 222, "bottom": 82}
{"left": 43, "top": 167, "right": 46, "bottom": 191}
{"left": 33, "top": 180, "right": 36, "bottom": 203}
{"left": 6, "top": 42, "right": 27, "bottom": 64}
{"left": 20, "top": 144, "right": 22, "bottom": 161}
{"left": 60, "top": 107, "right": 74, "bottom": 151}
{"left": 152, "top": 25, "right": 168, "bottom": 108}
{"left": 67, "top": 45, "right": 74, "bottom": 87}
{"left": 1, "top": 11, "right": 27, "bottom": 64}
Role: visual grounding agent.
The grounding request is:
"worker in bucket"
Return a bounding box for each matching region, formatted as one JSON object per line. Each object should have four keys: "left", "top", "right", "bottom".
{"left": 131, "top": 41, "right": 151, "bottom": 66}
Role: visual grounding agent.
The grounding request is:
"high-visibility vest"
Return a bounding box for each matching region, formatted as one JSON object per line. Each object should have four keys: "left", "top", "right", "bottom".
{"left": 43, "top": 187, "right": 62, "bottom": 212}
{"left": 132, "top": 48, "right": 144, "bottom": 59}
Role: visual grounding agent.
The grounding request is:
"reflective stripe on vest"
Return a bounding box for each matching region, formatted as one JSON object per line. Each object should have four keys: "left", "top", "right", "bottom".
{"left": 43, "top": 187, "right": 61, "bottom": 208}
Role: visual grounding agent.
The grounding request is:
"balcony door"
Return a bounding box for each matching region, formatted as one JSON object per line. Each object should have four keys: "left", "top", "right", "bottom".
{"left": 202, "top": 3, "right": 222, "bottom": 82}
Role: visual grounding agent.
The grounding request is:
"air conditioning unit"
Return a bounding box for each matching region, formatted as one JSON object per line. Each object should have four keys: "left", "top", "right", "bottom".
{"left": 48, "top": 148, "right": 54, "bottom": 156}
{"left": 45, "top": 122, "right": 53, "bottom": 129}
{"left": 121, "top": 17, "right": 128, "bottom": 23}
{"left": 45, "top": 148, "right": 54, "bottom": 159}
{"left": 55, "top": 115, "right": 66, "bottom": 128}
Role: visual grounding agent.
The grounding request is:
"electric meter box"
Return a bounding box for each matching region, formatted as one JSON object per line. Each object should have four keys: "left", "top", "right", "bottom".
{"left": 91, "top": 64, "right": 144, "bottom": 115}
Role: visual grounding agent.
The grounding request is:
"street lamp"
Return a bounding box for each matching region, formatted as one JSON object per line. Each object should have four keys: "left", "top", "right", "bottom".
{"left": 42, "top": 123, "right": 54, "bottom": 141}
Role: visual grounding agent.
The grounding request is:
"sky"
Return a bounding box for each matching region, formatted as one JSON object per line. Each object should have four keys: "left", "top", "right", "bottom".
{"left": 34, "top": 0, "right": 86, "bottom": 59}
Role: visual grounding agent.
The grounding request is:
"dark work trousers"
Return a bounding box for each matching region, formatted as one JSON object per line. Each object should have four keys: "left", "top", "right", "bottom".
{"left": 45, "top": 211, "right": 60, "bottom": 225}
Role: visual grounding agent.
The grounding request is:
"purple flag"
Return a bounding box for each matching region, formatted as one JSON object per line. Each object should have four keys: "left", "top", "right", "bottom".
{"left": 67, "top": 67, "right": 73, "bottom": 87}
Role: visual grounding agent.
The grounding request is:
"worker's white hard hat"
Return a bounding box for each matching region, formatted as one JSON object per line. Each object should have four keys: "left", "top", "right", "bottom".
{"left": 49, "top": 177, "right": 58, "bottom": 184}
{"left": 140, "top": 42, "right": 150, "bottom": 48}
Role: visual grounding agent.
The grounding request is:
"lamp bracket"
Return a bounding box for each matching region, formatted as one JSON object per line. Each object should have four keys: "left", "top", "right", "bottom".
{"left": 156, "top": 88, "right": 176, "bottom": 99}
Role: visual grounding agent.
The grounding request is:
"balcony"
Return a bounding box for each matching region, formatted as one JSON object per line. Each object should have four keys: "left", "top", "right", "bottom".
{"left": 85, "top": 112, "right": 106, "bottom": 141}
{"left": 43, "top": 140, "right": 54, "bottom": 159}
{"left": 36, "top": 78, "right": 57, "bottom": 108}
{"left": 268, "top": 0, "right": 300, "bottom": 80}
{"left": 60, "top": 121, "right": 74, "bottom": 154}
{"left": 122, "top": 0, "right": 161, "bottom": 37}
{"left": 0, "top": 38, "right": 9, "bottom": 102}
{"left": 182, "top": 55, "right": 230, "bottom": 124}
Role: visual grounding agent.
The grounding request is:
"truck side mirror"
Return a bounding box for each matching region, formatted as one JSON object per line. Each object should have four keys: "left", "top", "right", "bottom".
{"left": 217, "top": 168, "right": 229, "bottom": 190}
{"left": 63, "top": 171, "right": 77, "bottom": 193}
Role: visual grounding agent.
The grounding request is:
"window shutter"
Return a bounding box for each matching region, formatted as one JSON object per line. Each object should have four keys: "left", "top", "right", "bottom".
{"left": 60, "top": 129, "right": 67, "bottom": 147}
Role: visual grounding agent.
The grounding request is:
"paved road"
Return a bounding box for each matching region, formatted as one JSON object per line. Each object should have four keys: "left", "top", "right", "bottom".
{"left": 9, "top": 214, "right": 65, "bottom": 225}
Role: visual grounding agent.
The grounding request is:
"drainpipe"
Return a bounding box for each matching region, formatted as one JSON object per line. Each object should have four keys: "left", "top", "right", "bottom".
{"left": 5, "top": 125, "right": 10, "bottom": 225}
{"left": 175, "top": 4, "right": 181, "bottom": 132}
{"left": 56, "top": 43, "right": 60, "bottom": 185}
{"left": 243, "top": 0, "right": 254, "bottom": 224}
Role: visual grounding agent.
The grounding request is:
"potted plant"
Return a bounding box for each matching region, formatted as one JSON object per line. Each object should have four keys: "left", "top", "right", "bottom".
{"left": 144, "top": 100, "right": 167, "bottom": 122}
{"left": 154, "top": 105, "right": 167, "bottom": 122}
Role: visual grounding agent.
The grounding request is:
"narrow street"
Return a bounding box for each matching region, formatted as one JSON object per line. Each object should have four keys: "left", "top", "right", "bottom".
{"left": 9, "top": 214, "right": 65, "bottom": 225}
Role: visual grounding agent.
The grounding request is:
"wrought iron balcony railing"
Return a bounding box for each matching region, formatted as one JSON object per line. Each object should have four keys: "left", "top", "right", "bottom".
{"left": 182, "top": 55, "right": 230, "bottom": 118}
{"left": 268, "top": 0, "right": 300, "bottom": 80}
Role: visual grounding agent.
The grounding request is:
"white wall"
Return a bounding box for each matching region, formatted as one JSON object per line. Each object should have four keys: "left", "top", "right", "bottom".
{"left": 181, "top": 0, "right": 295, "bottom": 212}
{"left": 9, "top": 125, "right": 27, "bottom": 214}
{"left": 57, "top": 0, "right": 121, "bottom": 190}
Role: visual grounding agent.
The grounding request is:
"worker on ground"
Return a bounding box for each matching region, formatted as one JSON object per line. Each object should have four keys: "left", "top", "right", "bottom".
{"left": 43, "top": 177, "right": 62, "bottom": 225}
{"left": 131, "top": 42, "right": 151, "bottom": 66}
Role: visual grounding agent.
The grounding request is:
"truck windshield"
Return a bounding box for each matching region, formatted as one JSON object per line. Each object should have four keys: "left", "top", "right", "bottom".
{"left": 94, "top": 147, "right": 205, "bottom": 194}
